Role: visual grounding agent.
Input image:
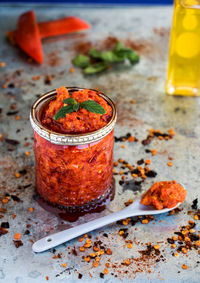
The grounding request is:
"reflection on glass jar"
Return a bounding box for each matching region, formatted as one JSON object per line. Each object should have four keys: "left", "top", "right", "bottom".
{"left": 30, "top": 87, "right": 117, "bottom": 221}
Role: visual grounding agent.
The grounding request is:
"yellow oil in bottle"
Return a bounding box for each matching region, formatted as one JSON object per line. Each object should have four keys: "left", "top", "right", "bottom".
{"left": 166, "top": 0, "right": 200, "bottom": 96}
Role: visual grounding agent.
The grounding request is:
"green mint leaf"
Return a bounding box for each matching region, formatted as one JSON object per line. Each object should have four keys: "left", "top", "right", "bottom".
{"left": 54, "top": 105, "right": 74, "bottom": 120}
{"left": 113, "top": 42, "right": 126, "bottom": 52}
{"left": 89, "top": 48, "right": 102, "bottom": 59}
{"left": 127, "top": 51, "right": 140, "bottom": 64}
{"left": 83, "top": 62, "right": 109, "bottom": 75}
{"left": 72, "top": 54, "right": 90, "bottom": 68}
{"left": 73, "top": 102, "right": 79, "bottom": 112}
{"left": 101, "top": 51, "right": 125, "bottom": 63}
{"left": 80, "top": 100, "right": 106, "bottom": 114}
{"left": 63, "top": 97, "right": 76, "bottom": 105}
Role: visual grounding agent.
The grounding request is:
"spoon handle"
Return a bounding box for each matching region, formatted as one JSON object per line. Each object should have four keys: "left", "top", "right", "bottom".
{"left": 32, "top": 207, "right": 133, "bottom": 253}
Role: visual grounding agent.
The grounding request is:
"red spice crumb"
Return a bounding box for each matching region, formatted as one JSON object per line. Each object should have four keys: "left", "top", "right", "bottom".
{"left": 12, "top": 214, "right": 16, "bottom": 219}
{"left": 62, "top": 263, "right": 67, "bottom": 268}
{"left": 15, "top": 173, "right": 21, "bottom": 178}
{"left": 69, "top": 67, "right": 75, "bottom": 73}
{"left": 93, "top": 261, "right": 99, "bottom": 267}
{"left": 32, "top": 75, "right": 41, "bottom": 81}
{"left": 104, "top": 268, "right": 109, "bottom": 274}
{"left": 128, "top": 136, "right": 135, "bottom": 142}
{"left": 28, "top": 207, "right": 34, "bottom": 212}
{"left": 14, "top": 233, "right": 21, "bottom": 240}
{"left": 153, "top": 245, "right": 160, "bottom": 250}
{"left": 106, "top": 248, "right": 112, "bottom": 255}
{"left": 150, "top": 149, "right": 157, "bottom": 156}
{"left": 120, "top": 145, "right": 126, "bottom": 148}
{"left": 46, "top": 276, "right": 49, "bottom": 281}
{"left": 127, "top": 243, "right": 133, "bottom": 249}
{"left": 124, "top": 259, "right": 131, "bottom": 266}
{"left": 130, "top": 99, "right": 135, "bottom": 104}
{"left": 167, "top": 162, "right": 173, "bottom": 167}
{"left": 79, "top": 246, "right": 85, "bottom": 252}
{"left": 182, "top": 264, "right": 188, "bottom": 270}
{"left": 105, "top": 263, "right": 110, "bottom": 268}
{"left": 25, "top": 151, "right": 30, "bottom": 156}
{"left": 0, "top": 62, "right": 6, "bottom": 67}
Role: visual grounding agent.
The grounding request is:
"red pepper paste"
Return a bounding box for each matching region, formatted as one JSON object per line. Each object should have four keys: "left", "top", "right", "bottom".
{"left": 41, "top": 86, "right": 112, "bottom": 134}
{"left": 33, "top": 86, "right": 114, "bottom": 212}
{"left": 141, "top": 181, "right": 187, "bottom": 210}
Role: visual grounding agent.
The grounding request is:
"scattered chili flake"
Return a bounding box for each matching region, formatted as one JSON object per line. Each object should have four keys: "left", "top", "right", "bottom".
{"left": 46, "top": 276, "right": 49, "bottom": 281}
{"left": 106, "top": 248, "right": 112, "bottom": 255}
{"left": 167, "top": 162, "right": 173, "bottom": 167}
{"left": 15, "top": 172, "right": 21, "bottom": 178}
{"left": 150, "top": 149, "right": 157, "bottom": 156}
{"left": 142, "top": 219, "right": 149, "bottom": 224}
{"left": 93, "top": 261, "right": 99, "bottom": 267}
{"left": 124, "top": 259, "right": 131, "bottom": 266}
{"left": 79, "top": 246, "right": 85, "bottom": 252}
{"left": 25, "top": 151, "right": 30, "bottom": 156}
{"left": 84, "top": 256, "right": 90, "bottom": 262}
{"left": 13, "top": 240, "right": 23, "bottom": 248}
{"left": 182, "top": 264, "right": 188, "bottom": 270}
{"left": 191, "top": 199, "right": 198, "bottom": 210}
{"left": 28, "top": 207, "right": 34, "bottom": 212}
{"left": 104, "top": 268, "right": 109, "bottom": 274}
{"left": 130, "top": 99, "right": 135, "bottom": 104}
{"left": 153, "top": 245, "right": 160, "bottom": 250}
{"left": 32, "top": 75, "right": 41, "bottom": 81}
{"left": 1, "top": 222, "right": 9, "bottom": 228}
{"left": 120, "top": 145, "right": 126, "bottom": 148}
{"left": 14, "top": 233, "right": 21, "bottom": 240}
{"left": 62, "top": 263, "right": 67, "bottom": 268}
{"left": 127, "top": 243, "right": 133, "bottom": 249}
{"left": 12, "top": 214, "right": 16, "bottom": 219}
{"left": 100, "top": 272, "right": 104, "bottom": 278}
{"left": 0, "top": 227, "right": 8, "bottom": 236}
{"left": 0, "top": 62, "right": 6, "bottom": 67}
{"left": 69, "top": 67, "right": 75, "bottom": 73}
{"left": 128, "top": 136, "right": 135, "bottom": 142}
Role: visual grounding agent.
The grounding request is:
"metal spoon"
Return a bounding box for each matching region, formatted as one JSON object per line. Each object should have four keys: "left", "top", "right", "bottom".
{"left": 32, "top": 197, "right": 181, "bottom": 253}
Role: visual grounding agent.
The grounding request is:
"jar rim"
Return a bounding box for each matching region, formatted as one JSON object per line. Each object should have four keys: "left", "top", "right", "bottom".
{"left": 30, "top": 87, "right": 117, "bottom": 145}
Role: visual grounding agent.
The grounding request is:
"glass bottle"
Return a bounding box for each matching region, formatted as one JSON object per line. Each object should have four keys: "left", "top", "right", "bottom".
{"left": 166, "top": 0, "right": 200, "bottom": 96}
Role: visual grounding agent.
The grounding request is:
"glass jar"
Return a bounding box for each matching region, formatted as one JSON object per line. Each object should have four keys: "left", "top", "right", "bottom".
{"left": 30, "top": 87, "right": 117, "bottom": 221}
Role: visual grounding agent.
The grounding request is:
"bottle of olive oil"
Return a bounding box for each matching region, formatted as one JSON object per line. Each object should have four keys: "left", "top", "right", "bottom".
{"left": 166, "top": 0, "right": 200, "bottom": 96}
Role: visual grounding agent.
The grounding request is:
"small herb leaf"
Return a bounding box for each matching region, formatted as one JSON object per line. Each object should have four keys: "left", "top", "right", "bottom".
{"left": 54, "top": 105, "right": 74, "bottom": 120}
{"left": 101, "top": 51, "right": 124, "bottom": 63}
{"left": 127, "top": 51, "right": 140, "bottom": 64}
{"left": 83, "top": 62, "right": 109, "bottom": 75}
{"left": 80, "top": 100, "right": 106, "bottom": 114}
{"left": 63, "top": 97, "right": 76, "bottom": 105}
{"left": 72, "top": 54, "right": 90, "bottom": 68}
{"left": 73, "top": 102, "right": 80, "bottom": 112}
{"left": 89, "top": 48, "right": 102, "bottom": 59}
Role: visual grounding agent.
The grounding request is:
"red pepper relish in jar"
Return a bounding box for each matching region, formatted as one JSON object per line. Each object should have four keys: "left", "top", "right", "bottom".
{"left": 30, "top": 86, "right": 117, "bottom": 221}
